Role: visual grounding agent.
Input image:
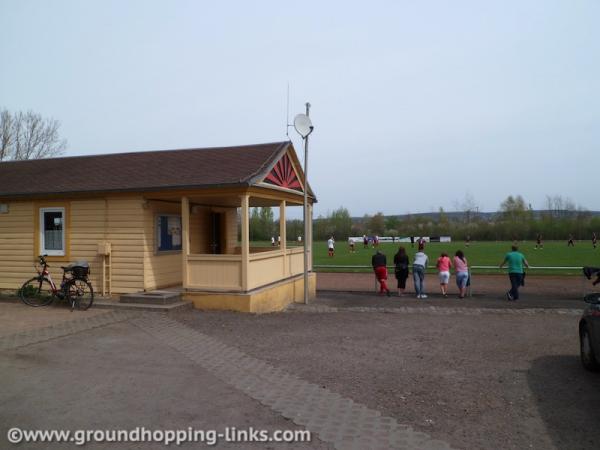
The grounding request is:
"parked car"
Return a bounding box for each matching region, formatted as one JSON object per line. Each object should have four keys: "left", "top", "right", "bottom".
{"left": 579, "top": 293, "right": 600, "bottom": 371}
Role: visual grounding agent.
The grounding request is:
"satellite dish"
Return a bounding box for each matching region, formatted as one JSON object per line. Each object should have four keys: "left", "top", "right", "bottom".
{"left": 294, "top": 114, "right": 314, "bottom": 138}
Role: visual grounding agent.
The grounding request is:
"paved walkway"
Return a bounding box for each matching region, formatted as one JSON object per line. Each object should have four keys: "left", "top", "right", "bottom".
{"left": 133, "top": 314, "right": 452, "bottom": 450}
{"left": 1, "top": 318, "right": 327, "bottom": 450}
{"left": 0, "top": 303, "right": 453, "bottom": 450}
{"left": 0, "top": 302, "right": 112, "bottom": 338}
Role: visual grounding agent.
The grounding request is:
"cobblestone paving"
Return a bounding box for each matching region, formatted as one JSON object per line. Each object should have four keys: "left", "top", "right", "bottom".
{"left": 132, "top": 314, "right": 454, "bottom": 450}
{"left": 286, "top": 303, "right": 583, "bottom": 316}
{"left": 0, "top": 310, "right": 136, "bottom": 351}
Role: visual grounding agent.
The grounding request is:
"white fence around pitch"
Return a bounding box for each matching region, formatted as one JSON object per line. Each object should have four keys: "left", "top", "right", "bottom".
{"left": 313, "top": 264, "right": 584, "bottom": 297}
{"left": 349, "top": 236, "right": 452, "bottom": 243}
{"left": 314, "top": 265, "right": 586, "bottom": 297}
{"left": 314, "top": 265, "right": 583, "bottom": 271}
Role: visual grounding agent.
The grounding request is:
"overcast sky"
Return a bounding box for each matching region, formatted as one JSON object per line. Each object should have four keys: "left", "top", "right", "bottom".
{"left": 1, "top": 0, "right": 598, "bottom": 218}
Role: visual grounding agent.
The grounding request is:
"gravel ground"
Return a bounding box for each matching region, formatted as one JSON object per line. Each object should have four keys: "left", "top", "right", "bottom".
{"left": 173, "top": 305, "right": 600, "bottom": 450}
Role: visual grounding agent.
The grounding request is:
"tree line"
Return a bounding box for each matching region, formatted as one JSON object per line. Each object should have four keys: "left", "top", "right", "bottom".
{"left": 248, "top": 195, "right": 599, "bottom": 243}
{"left": 311, "top": 196, "right": 599, "bottom": 242}
{"left": 246, "top": 207, "right": 306, "bottom": 242}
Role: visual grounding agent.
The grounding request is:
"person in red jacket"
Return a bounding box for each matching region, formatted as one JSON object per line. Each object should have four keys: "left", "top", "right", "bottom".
{"left": 372, "top": 250, "right": 391, "bottom": 297}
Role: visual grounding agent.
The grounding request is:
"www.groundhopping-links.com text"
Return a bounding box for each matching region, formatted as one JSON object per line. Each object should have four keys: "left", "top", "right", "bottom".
{"left": 6, "top": 426, "right": 312, "bottom": 446}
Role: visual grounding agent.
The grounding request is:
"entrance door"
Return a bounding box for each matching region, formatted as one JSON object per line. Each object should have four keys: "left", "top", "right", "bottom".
{"left": 209, "top": 212, "right": 224, "bottom": 254}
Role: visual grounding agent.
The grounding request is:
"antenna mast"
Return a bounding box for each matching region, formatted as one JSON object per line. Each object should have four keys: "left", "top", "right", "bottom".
{"left": 286, "top": 83, "right": 291, "bottom": 138}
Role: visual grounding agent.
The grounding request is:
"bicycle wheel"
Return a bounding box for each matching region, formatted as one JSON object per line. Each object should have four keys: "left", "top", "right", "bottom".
{"left": 19, "top": 277, "right": 55, "bottom": 307}
{"left": 66, "top": 279, "right": 94, "bottom": 310}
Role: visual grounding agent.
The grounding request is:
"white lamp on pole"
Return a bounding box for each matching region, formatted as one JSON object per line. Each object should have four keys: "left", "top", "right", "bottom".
{"left": 293, "top": 103, "right": 314, "bottom": 305}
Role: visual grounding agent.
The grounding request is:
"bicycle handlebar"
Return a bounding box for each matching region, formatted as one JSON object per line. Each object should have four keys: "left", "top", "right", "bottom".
{"left": 38, "top": 255, "right": 48, "bottom": 267}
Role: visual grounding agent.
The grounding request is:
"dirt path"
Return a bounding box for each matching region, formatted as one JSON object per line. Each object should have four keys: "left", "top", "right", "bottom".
{"left": 317, "top": 272, "right": 591, "bottom": 299}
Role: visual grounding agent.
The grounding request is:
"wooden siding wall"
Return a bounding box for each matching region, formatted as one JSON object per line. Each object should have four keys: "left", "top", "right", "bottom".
{"left": 101, "top": 197, "right": 145, "bottom": 293}
{"left": 143, "top": 201, "right": 182, "bottom": 290}
{"left": 0, "top": 197, "right": 146, "bottom": 294}
{"left": 189, "top": 206, "right": 209, "bottom": 254}
{"left": 1, "top": 196, "right": 267, "bottom": 295}
{"left": 74, "top": 197, "right": 145, "bottom": 294}
{"left": 0, "top": 202, "right": 35, "bottom": 290}
{"left": 69, "top": 199, "right": 107, "bottom": 292}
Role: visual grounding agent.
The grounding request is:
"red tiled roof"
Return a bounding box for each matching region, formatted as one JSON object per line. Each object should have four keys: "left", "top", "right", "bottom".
{"left": 0, "top": 142, "right": 293, "bottom": 198}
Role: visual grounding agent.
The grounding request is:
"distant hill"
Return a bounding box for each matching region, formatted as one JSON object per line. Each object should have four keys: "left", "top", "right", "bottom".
{"left": 352, "top": 210, "right": 600, "bottom": 223}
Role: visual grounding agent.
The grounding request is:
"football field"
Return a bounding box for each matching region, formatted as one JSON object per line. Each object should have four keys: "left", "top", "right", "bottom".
{"left": 312, "top": 240, "right": 600, "bottom": 275}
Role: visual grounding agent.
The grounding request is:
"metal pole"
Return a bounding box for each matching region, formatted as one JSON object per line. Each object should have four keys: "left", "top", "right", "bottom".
{"left": 303, "top": 102, "right": 311, "bottom": 304}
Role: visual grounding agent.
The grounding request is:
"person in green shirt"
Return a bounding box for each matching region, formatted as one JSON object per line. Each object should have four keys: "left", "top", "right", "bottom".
{"left": 499, "top": 245, "right": 529, "bottom": 300}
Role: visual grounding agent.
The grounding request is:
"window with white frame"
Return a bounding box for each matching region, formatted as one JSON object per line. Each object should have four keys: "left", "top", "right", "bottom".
{"left": 40, "top": 207, "right": 65, "bottom": 256}
{"left": 156, "top": 214, "right": 182, "bottom": 252}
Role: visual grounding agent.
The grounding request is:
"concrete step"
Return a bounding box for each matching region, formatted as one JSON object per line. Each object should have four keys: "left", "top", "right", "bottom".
{"left": 94, "top": 300, "right": 193, "bottom": 313}
{"left": 119, "top": 291, "right": 181, "bottom": 305}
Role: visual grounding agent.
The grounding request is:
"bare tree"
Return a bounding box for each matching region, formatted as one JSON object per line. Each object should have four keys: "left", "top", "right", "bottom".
{"left": 0, "top": 109, "right": 13, "bottom": 161}
{"left": 453, "top": 192, "right": 480, "bottom": 225}
{"left": 544, "top": 195, "right": 577, "bottom": 218}
{"left": 0, "top": 109, "right": 67, "bottom": 161}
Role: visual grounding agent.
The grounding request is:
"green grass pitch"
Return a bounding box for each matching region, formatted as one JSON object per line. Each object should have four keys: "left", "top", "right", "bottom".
{"left": 311, "top": 240, "right": 600, "bottom": 275}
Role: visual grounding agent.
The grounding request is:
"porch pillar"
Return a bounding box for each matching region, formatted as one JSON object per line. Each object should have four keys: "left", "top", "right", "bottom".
{"left": 280, "top": 200, "right": 287, "bottom": 276}
{"left": 181, "top": 196, "right": 190, "bottom": 288}
{"left": 241, "top": 194, "right": 250, "bottom": 291}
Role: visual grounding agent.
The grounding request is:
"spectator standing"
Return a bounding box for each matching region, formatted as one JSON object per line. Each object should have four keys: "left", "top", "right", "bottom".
{"left": 499, "top": 245, "right": 529, "bottom": 301}
{"left": 593, "top": 232, "right": 597, "bottom": 249}
{"left": 413, "top": 244, "right": 429, "bottom": 299}
{"left": 327, "top": 236, "right": 335, "bottom": 257}
{"left": 393, "top": 246, "right": 410, "bottom": 297}
{"left": 410, "top": 236, "right": 415, "bottom": 248}
{"left": 363, "top": 234, "right": 369, "bottom": 249}
{"left": 453, "top": 250, "right": 469, "bottom": 299}
{"left": 372, "top": 250, "right": 391, "bottom": 297}
{"left": 271, "top": 236, "right": 275, "bottom": 246}
{"left": 436, "top": 252, "right": 452, "bottom": 297}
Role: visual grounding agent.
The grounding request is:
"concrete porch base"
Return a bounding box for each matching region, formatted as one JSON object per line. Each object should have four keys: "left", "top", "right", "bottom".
{"left": 183, "top": 273, "right": 317, "bottom": 313}
{"left": 120, "top": 291, "right": 181, "bottom": 305}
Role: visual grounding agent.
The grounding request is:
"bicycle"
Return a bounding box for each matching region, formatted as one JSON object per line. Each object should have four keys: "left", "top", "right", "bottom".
{"left": 19, "top": 255, "right": 94, "bottom": 311}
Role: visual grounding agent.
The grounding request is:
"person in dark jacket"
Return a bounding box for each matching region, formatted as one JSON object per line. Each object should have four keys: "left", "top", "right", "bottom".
{"left": 393, "top": 246, "right": 410, "bottom": 296}
{"left": 372, "top": 250, "right": 391, "bottom": 297}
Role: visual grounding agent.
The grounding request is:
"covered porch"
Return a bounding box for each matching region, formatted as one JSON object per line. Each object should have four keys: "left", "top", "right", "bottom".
{"left": 181, "top": 188, "right": 313, "bottom": 292}
{"left": 145, "top": 185, "right": 315, "bottom": 311}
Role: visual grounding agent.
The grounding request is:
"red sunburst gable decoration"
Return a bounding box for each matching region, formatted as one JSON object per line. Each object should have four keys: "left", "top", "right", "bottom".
{"left": 263, "top": 154, "right": 303, "bottom": 191}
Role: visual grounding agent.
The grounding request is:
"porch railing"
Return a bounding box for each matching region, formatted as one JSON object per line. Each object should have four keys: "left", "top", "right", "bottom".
{"left": 187, "top": 254, "right": 242, "bottom": 291}
{"left": 186, "top": 247, "right": 306, "bottom": 292}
